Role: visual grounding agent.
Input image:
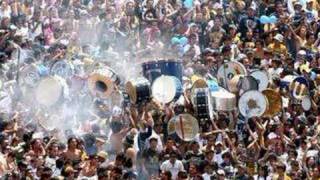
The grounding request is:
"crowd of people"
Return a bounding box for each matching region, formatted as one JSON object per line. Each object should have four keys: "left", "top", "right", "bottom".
{"left": 0, "top": 0, "right": 320, "bottom": 179}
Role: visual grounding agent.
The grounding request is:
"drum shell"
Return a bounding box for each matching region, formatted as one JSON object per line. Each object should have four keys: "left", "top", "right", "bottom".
{"left": 193, "top": 88, "right": 213, "bottom": 120}
{"left": 142, "top": 60, "right": 183, "bottom": 84}
{"left": 126, "top": 77, "right": 151, "bottom": 104}
{"left": 211, "top": 89, "right": 236, "bottom": 111}
{"left": 88, "top": 67, "right": 120, "bottom": 98}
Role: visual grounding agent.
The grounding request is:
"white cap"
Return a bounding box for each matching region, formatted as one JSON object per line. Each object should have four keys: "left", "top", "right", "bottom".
{"left": 298, "top": 50, "right": 306, "bottom": 56}
{"left": 274, "top": 34, "right": 284, "bottom": 42}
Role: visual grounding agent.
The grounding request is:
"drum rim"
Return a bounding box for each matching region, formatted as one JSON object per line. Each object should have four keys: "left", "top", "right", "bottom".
{"left": 88, "top": 72, "right": 115, "bottom": 98}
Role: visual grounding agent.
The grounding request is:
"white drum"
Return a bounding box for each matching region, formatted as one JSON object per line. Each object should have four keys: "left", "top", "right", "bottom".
{"left": 238, "top": 90, "right": 268, "bottom": 118}
{"left": 174, "top": 114, "right": 199, "bottom": 141}
{"left": 35, "top": 76, "right": 68, "bottom": 106}
{"left": 152, "top": 75, "right": 182, "bottom": 104}
{"left": 217, "top": 61, "right": 247, "bottom": 89}
{"left": 251, "top": 70, "right": 269, "bottom": 91}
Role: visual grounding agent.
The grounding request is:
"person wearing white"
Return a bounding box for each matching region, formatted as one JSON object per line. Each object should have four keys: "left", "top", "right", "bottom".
{"left": 160, "top": 152, "right": 184, "bottom": 179}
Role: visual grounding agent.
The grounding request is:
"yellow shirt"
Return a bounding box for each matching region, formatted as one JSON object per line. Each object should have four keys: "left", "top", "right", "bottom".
{"left": 267, "top": 43, "right": 287, "bottom": 55}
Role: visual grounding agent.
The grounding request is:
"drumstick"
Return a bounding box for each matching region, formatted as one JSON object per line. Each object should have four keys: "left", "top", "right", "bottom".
{"left": 179, "top": 116, "right": 185, "bottom": 140}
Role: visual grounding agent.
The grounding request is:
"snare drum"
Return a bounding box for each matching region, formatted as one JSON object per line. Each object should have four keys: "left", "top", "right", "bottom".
{"left": 251, "top": 70, "right": 269, "bottom": 91}
{"left": 238, "top": 90, "right": 268, "bottom": 118}
{"left": 50, "top": 60, "right": 75, "bottom": 78}
{"left": 125, "top": 77, "right": 151, "bottom": 104}
{"left": 35, "top": 76, "right": 68, "bottom": 106}
{"left": 152, "top": 75, "right": 183, "bottom": 104}
{"left": 21, "top": 64, "right": 49, "bottom": 87}
{"left": 211, "top": 88, "right": 236, "bottom": 111}
{"left": 142, "top": 60, "right": 183, "bottom": 84}
{"left": 88, "top": 67, "right": 120, "bottom": 98}
{"left": 192, "top": 88, "right": 213, "bottom": 121}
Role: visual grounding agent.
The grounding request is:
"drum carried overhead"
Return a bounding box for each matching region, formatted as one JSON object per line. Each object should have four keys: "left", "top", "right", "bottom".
{"left": 142, "top": 60, "right": 183, "bottom": 84}
{"left": 35, "top": 75, "right": 68, "bottom": 107}
{"left": 152, "top": 75, "right": 183, "bottom": 104}
{"left": 238, "top": 90, "right": 268, "bottom": 118}
{"left": 211, "top": 88, "right": 236, "bottom": 111}
{"left": 217, "top": 61, "right": 247, "bottom": 90}
{"left": 125, "top": 77, "right": 151, "bottom": 105}
{"left": 174, "top": 114, "right": 199, "bottom": 141}
{"left": 88, "top": 67, "right": 120, "bottom": 98}
{"left": 192, "top": 88, "right": 213, "bottom": 121}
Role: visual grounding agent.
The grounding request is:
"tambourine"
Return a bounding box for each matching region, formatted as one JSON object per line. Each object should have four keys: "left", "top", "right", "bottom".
{"left": 251, "top": 70, "right": 269, "bottom": 91}
{"left": 174, "top": 114, "right": 199, "bottom": 141}
{"left": 217, "top": 61, "right": 247, "bottom": 90}
{"left": 50, "top": 60, "right": 75, "bottom": 79}
{"left": 152, "top": 75, "right": 183, "bottom": 104}
{"left": 35, "top": 75, "right": 69, "bottom": 106}
{"left": 290, "top": 76, "right": 309, "bottom": 99}
{"left": 262, "top": 89, "right": 282, "bottom": 117}
{"left": 238, "top": 90, "right": 268, "bottom": 118}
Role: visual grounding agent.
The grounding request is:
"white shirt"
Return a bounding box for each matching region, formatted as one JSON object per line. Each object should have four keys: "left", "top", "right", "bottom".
{"left": 160, "top": 160, "right": 184, "bottom": 179}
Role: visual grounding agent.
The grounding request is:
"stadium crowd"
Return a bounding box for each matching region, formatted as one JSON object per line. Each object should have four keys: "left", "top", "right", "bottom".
{"left": 0, "top": 0, "right": 320, "bottom": 179}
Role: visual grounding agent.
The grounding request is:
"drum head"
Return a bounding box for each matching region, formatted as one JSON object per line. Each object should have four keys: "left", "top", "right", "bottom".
{"left": 251, "top": 70, "right": 269, "bottom": 91}
{"left": 152, "top": 75, "right": 176, "bottom": 103}
{"left": 301, "top": 96, "right": 311, "bottom": 111}
{"left": 167, "top": 117, "right": 176, "bottom": 135}
{"left": 217, "top": 61, "right": 247, "bottom": 89}
{"left": 36, "top": 76, "right": 63, "bottom": 106}
{"left": 238, "top": 90, "right": 268, "bottom": 118}
{"left": 174, "top": 114, "right": 199, "bottom": 141}
{"left": 50, "top": 60, "right": 74, "bottom": 78}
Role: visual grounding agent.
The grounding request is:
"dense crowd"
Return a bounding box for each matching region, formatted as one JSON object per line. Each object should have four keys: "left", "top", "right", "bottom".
{"left": 0, "top": 0, "right": 320, "bottom": 179}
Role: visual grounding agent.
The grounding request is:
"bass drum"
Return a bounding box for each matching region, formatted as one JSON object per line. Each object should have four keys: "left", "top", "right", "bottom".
{"left": 217, "top": 61, "right": 247, "bottom": 90}
{"left": 88, "top": 67, "right": 120, "bottom": 98}
{"left": 174, "top": 114, "right": 199, "bottom": 142}
{"left": 125, "top": 77, "right": 151, "bottom": 105}
{"left": 152, "top": 75, "right": 182, "bottom": 104}
{"left": 35, "top": 76, "right": 69, "bottom": 107}
{"left": 238, "top": 90, "right": 268, "bottom": 118}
